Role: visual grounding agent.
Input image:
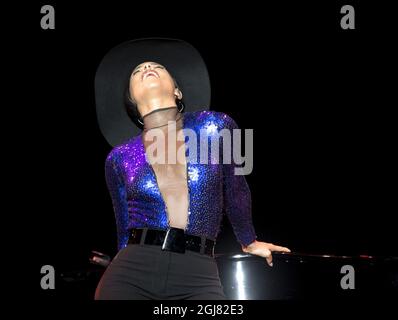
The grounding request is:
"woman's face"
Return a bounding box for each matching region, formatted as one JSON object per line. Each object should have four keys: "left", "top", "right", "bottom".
{"left": 129, "top": 61, "right": 180, "bottom": 108}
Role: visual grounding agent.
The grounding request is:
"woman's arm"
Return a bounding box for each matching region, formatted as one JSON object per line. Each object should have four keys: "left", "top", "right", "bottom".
{"left": 222, "top": 113, "right": 257, "bottom": 247}
{"left": 222, "top": 113, "right": 290, "bottom": 266}
{"left": 105, "top": 150, "right": 130, "bottom": 251}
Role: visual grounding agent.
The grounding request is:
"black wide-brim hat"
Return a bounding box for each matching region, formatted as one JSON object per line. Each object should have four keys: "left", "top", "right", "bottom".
{"left": 95, "top": 38, "right": 211, "bottom": 147}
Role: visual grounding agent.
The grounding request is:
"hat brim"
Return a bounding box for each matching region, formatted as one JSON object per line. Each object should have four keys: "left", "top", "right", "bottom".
{"left": 95, "top": 38, "right": 211, "bottom": 147}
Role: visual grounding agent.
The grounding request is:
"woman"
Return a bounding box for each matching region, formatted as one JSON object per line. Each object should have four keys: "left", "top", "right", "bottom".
{"left": 94, "top": 58, "right": 290, "bottom": 300}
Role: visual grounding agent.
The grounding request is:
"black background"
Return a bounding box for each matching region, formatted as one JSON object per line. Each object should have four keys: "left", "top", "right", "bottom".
{"left": 10, "top": 1, "right": 396, "bottom": 298}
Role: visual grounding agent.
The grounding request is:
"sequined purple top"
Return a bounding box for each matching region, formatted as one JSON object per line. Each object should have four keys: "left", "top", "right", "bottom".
{"left": 105, "top": 110, "right": 257, "bottom": 250}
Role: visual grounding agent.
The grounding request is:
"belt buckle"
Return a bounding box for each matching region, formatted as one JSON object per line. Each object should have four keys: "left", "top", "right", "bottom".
{"left": 161, "top": 227, "right": 186, "bottom": 254}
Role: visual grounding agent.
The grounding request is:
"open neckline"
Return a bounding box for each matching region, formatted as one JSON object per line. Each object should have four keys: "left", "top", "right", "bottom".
{"left": 139, "top": 113, "right": 191, "bottom": 231}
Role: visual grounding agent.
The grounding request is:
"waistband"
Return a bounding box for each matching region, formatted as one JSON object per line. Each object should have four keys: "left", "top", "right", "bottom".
{"left": 128, "top": 227, "right": 216, "bottom": 257}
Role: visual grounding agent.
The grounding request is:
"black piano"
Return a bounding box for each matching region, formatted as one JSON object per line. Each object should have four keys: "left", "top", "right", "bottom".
{"left": 215, "top": 251, "right": 398, "bottom": 299}
{"left": 56, "top": 250, "right": 398, "bottom": 299}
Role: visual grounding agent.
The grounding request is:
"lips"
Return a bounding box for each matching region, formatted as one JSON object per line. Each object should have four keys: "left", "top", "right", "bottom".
{"left": 142, "top": 70, "right": 160, "bottom": 81}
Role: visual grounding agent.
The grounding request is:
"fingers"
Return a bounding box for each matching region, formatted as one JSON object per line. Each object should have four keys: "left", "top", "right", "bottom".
{"left": 265, "top": 244, "right": 291, "bottom": 267}
{"left": 266, "top": 255, "right": 273, "bottom": 267}
{"left": 263, "top": 248, "right": 273, "bottom": 267}
{"left": 270, "top": 244, "right": 291, "bottom": 253}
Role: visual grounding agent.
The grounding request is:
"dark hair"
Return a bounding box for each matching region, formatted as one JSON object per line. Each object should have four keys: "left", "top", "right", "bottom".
{"left": 124, "top": 74, "right": 185, "bottom": 128}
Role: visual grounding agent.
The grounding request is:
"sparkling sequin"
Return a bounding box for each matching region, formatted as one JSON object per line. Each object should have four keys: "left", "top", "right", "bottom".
{"left": 105, "top": 111, "right": 257, "bottom": 250}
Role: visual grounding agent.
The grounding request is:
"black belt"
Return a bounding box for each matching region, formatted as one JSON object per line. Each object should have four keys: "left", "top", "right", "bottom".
{"left": 128, "top": 227, "right": 215, "bottom": 257}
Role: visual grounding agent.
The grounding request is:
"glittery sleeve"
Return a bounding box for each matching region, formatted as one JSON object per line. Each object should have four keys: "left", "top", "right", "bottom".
{"left": 105, "top": 148, "right": 129, "bottom": 250}
{"left": 221, "top": 113, "right": 257, "bottom": 247}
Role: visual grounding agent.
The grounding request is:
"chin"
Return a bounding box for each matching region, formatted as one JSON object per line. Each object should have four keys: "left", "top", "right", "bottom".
{"left": 145, "top": 80, "right": 162, "bottom": 89}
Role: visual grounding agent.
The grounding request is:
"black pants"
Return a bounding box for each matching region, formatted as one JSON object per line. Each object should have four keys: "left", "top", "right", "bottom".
{"left": 95, "top": 243, "right": 227, "bottom": 300}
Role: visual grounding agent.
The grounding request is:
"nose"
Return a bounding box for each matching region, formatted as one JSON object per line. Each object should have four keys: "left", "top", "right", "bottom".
{"left": 143, "top": 63, "right": 153, "bottom": 70}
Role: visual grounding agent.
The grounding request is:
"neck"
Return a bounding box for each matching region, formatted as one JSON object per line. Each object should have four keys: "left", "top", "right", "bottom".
{"left": 142, "top": 106, "right": 180, "bottom": 130}
{"left": 139, "top": 96, "right": 179, "bottom": 117}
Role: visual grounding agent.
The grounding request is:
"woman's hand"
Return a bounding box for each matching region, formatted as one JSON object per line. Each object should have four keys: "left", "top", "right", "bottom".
{"left": 241, "top": 240, "right": 291, "bottom": 267}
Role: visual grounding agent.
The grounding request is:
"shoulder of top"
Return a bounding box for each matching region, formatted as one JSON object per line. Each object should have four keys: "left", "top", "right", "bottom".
{"left": 186, "top": 110, "right": 238, "bottom": 129}
{"left": 105, "top": 135, "right": 141, "bottom": 163}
